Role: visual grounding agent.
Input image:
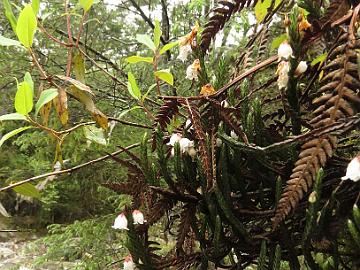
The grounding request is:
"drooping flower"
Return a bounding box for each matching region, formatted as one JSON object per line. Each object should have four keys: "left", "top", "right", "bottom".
{"left": 298, "top": 13, "right": 312, "bottom": 32}
{"left": 123, "top": 254, "right": 135, "bottom": 270}
{"left": 132, "top": 210, "right": 146, "bottom": 225}
{"left": 294, "top": 61, "right": 308, "bottom": 76}
{"left": 216, "top": 138, "right": 223, "bottom": 147}
{"left": 177, "top": 44, "right": 192, "bottom": 62}
{"left": 278, "top": 41, "right": 293, "bottom": 60}
{"left": 276, "top": 61, "right": 290, "bottom": 89}
{"left": 341, "top": 155, "right": 360, "bottom": 181}
{"left": 230, "top": 130, "right": 239, "bottom": 140}
{"left": 177, "top": 24, "right": 199, "bottom": 62}
{"left": 179, "top": 137, "right": 194, "bottom": 153}
{"left": 186, "top": 59, "right": 201, "bottom": 80}
{"left": 200, "top": 83, "right": 216, "bottom": 96}
{"left": 112, "top": 213, "right": 129, "bottom": 230}
{"left": 308, "top": 191, "right": 317, "bottom": 203}
{"left": 220, "top": 100, "right": 229, "bottom": 108}
{"left": 167, "top": 133, "right": 182, "bottom": 146}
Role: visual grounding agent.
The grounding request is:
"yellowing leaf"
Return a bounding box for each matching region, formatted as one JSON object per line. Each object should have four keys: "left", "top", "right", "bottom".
{"left": 15, "top": 81, "right": 33, "bottom": 115}
{"left": 56, "top": 75, "right": 93, "bottom": 95}
{"left": 40, "top": 100, "right": 52, "bottom": 126}
{"left": 92, "top": 108, "right": 108, "bottom": 130}
{"left": 13, "top": 182, "right": 40, "bottom": 199}
{"left": 73, "top": 51, "right": 86, "bottom": 83}
{"left": 154, "top": 69, "right": 173, "bottom": 85}
{"left": 53, "top": 88, "right": 68, "bottom": 125}
{"left": 80, "top": 0, "right": 94, "bottom": 12}
{"left": 126, "top": 55, "right": 153, "bottom": 64}
{"left": 16, "top": 4, "right": 37, "bottom": 48}
{"left": 254, "top": 0, "right": 281, "bottom": 23}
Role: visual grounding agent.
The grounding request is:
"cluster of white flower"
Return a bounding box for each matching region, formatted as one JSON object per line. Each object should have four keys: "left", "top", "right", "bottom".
{"left": 112, "top": 209, "right": 146, "bottom": 230}
{"left": 342, "top": 155, "right": 360, "bottom": 182}
{"left": 167, "top": 133, "right": 197, "bottom": 159}
{"left": 276, "top": 41, "right": 308, "bottom": 89}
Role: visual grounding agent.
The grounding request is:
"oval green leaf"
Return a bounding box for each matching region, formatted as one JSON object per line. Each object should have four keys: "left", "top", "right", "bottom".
{"left": 24, "top": 72, "right": 34, "bottom": 95}
{"left": 15, "top": 81, "right": 33, "bottom": 115}
{"left": 154, "top": 20, "right": 162, "bottom": 48}
{"left": 0, "top": 35, "right": 22, "bottom": 47}
{"left": 127, "top": 72, "right": 141, "bottom": 100}
{"left": 16, "top": 4, "right": 37, "bottom": 48}
{"left": 13, "top": 182, "right": 41, "bottom": 199}
{"left": 0, "top": 126, "right": 33, "bottom": 148}
{"left": 32, "top": 0, "right": 40, "bottom": 15}
{"left": 80, "top": 0, "right": 94, "bottom": 12}
{"left": 159, "top": 41, "right": 178, "bottom": 55}
{"left": 126, "top": 55, "right": 153, "bottom": 64}
{"left": 0, "top": 113, "right": 28, "bottom": 122}
{"left": 35, "top": 88, "right": 59, "bottom": 116}
{"left": 136, "top": 34, "right": 156, "bottom": 51}
{"left": 154, "top": 69, "right": 173, "bottom": 86}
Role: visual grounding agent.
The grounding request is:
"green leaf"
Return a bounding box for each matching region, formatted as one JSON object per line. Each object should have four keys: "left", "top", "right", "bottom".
{"left": 154, "top": 20, "right": 162, "bottom": 48}
{"left": 80, "top": 0, "right": 94, "bottom": 12}
{"left": 254, "top": 0, "right": 281, "bottom": 23}
{"left": 15, "top": 81, "right": 33, "bottom": 115}
{"left": 142, "top": 83, "right": 157, "bottom": 102}
{"left": 16, "top": 4, "right": 37, "bottom": 48}
{"left": 270, "top": 33, "right": 287, "bottom": 51}
{"left": 83, "top": 125, "right": 107, "bottom": 145}
{"left": 119, "top": 106, "right": 142, "bottom": 118}
{"left": 24, "top": 72, "right": 34, "bottom": 95}
{"left": 0, "top": 113, "right": 28, "bottom": 122}
{"left": 136, "top": 34, "right": 156, "bottom": 51}
{"left": 127, "top": 72, "right": 141, "bottom": 100}
{"left": 0, "top": 126, "right": 33, "bottom": 148}
{"left": 13, "top": 183, "right": 41, "bottom": 199}
{"left": 32, "top": 0, "right": 40, "bottom": 14}
{"left": 3, "top": 0, "right": 17, "bottom": 33}
{"left": 154, "top": 69, "right": 173, "bottom": 86}
{"left": 0, "top": 35, "right": 22, "bottom": 47}
{"left": 311, "top": 53, "right": 328, "bottom": 66}
{"left": 126, "top": 55, "right": 153, "bottom": 64}
{"left": 35, "top": 88, "right": 58, "bottom": 116}
{"left": 159, "top": 41, "right": 178, "bottom": 55}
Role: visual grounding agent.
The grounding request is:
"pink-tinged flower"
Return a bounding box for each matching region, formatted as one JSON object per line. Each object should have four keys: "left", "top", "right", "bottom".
{"left": 123, "top": 254, "right": 135, "bottom": 270}
{"left": 295, "top": 61, "right": 308, "bottom": 76}
{"left": 186, "top": 59, "right": 201, "bottom": 80}
{"left": 132, "top": 210, "right": 146, "bottom": 225}
{"left": 112, "top": 213, "right": 129, "bottom": 230}
{"left": 167, "top": 133, "right": 182, "bottom": 146}
{"left": 276, "top": 61, "right": 290, "bottom": 89}
{"left": 278, "top": 41, "right": 293, "bottom": 60}
{"left": 342, "top": 155, "right": 360, "bottom": 181}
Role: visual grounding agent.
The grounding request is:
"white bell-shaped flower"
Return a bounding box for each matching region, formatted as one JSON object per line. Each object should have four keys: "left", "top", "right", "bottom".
{"left": 177, "top": 44, "right": 192, "bottom": 62}
{"left": 342, "top": 155, "right": 360, "bottom": 182}
{"left": 112, "top": 213, "right": 129, "bottom": 230}
{"left": 167, "top": 133, "right": 182, "bottom": 146}
{"left": 278, "top": 41, "right": 293, "bottom": 60}
{"left": 132, "top": 210, "right": 146, "bottom": 225}
{"left": 179, "top": 138, "right": 194, "bottom": 153}
{"left": 123, "top": 254, "right": 135, "bottom": 270}
{"left": 295, "top": 61, "right": 308, "bottom": 76}
{"left": 186, "top": 59, "right": 201, "bottom": 80}
{"left": 276, "top": 61, "right": 290, "bottom": 89}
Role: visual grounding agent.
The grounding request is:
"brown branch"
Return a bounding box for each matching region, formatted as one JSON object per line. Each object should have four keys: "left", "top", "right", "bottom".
{"left": 0, "top": 142, "right": 141, "bottom": 192}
